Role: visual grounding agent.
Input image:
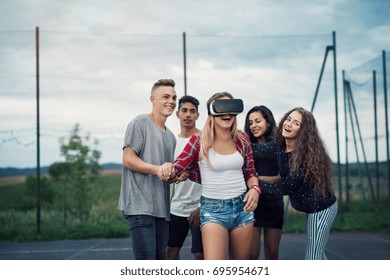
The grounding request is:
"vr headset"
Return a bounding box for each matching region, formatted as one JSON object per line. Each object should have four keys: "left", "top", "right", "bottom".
{"left": 208, "top": 99, "right": 244, "bottom": 116}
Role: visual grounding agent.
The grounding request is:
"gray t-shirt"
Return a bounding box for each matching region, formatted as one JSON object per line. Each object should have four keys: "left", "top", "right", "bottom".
{"left": 118, "top": 114, "right": 176, "bottom": 220}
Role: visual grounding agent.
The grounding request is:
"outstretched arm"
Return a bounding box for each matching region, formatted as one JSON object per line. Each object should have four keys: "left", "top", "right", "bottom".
{"left": 259, "top": 175, "right": 281, "bottom": 183}
{"left": 123, "top": 147, "right": 171, "bottom": 181}
{"left": 259, "top": 174, "right": 296, "bottom": 195}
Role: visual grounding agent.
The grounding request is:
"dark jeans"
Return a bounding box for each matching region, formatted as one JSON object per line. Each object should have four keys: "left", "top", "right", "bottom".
{"left": 125, "top": 214, "right": 169, "bottom": 260}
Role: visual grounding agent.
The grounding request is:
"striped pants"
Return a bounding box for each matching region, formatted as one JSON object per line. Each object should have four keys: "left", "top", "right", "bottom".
{"left": 305, "top": 202, "right": 338, "bottom": 260}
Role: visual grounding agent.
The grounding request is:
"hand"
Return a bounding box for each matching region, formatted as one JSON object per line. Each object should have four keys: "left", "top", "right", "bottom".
{"left": 243, "top": 189, "right": 259, "bottom": 212}
{"left": 188, "top": 207, "right": 200, "bottom": 228}
{"left": 165, "top": 170, "right": 189, "bottom": 183}
{"left": 176, "top": 171, "right": 189, "bottom": 182}
{"left": 157, "top": 162, "right": 175, "bottom": 181}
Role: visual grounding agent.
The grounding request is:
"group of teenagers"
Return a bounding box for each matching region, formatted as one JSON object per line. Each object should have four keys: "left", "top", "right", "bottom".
{"left": 118, "top": 78, "right": 338, "bottom": 260}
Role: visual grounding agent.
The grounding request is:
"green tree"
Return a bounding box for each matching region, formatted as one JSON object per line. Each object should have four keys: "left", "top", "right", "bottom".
{"left": 58, "top": 124, "right": 102, "bottom": 221}
{"left": 20, "top": 175, "right": 55, "bottom": 210}
{"left": 48, "top": 161, "right": 72, "bottom": 227}
{"left": 48, "top": 162, "right": 71, "bottom": 180}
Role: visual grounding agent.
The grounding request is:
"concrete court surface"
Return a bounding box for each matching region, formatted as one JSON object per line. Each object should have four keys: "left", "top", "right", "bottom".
{"left": 0, "top": 231, "right": 390, "bottom": 260}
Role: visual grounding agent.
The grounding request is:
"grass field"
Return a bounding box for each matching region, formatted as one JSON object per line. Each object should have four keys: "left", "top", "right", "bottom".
{"left": 0, "top": 173, "right": 390, "bottom": 242}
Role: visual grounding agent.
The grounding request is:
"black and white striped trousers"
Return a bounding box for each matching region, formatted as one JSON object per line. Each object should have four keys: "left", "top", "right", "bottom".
{"left": 305, "top": 202, "right": 338, "bottom": 260}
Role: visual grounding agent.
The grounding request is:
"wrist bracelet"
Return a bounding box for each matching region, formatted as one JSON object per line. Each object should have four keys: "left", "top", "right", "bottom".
{"left": 250, "top": 184, "right": 261, "bottom": 195}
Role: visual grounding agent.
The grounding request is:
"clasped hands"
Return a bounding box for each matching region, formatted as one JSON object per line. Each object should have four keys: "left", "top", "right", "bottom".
{"left": 157, "top": 162, "right": 189, "bottom": 182}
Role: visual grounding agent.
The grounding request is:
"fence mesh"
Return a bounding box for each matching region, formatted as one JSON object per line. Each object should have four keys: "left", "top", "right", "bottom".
{"left": 1, "top": 29, "right": 390, "bottom": 238}
{"left": 343, "top": 52, "right": 390, "bottom": 202}
{"left": 1, "top": 29, "right": 333, "bottom": 168}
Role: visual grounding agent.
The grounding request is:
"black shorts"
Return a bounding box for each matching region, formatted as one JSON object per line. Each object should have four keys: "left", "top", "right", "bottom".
{"left": 167, "top": 214, "right": 203, "bottom": 254}
{"left": 254, "top": 193, "right": 284, "bottom": 229}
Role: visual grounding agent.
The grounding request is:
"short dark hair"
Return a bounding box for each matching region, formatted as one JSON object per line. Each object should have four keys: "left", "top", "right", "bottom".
{"left": 178, "top": 95, "right": 200, "bottom": 111}
{"left": 151, "top": 79, "right": 175, "bottom": 94}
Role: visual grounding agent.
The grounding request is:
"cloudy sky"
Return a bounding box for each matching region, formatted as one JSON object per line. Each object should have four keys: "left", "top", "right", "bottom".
{"left": 1, "top": 0, "right": 389, "bottom": 168}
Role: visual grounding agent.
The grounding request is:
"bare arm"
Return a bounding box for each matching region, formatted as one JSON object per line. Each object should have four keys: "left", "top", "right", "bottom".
{"left": 188, "top": 207, "right": 200, "bottom": 228}
{"left": 243, "top": 176, "right": 260, "bottom": 212}
{"left": 258, "top": 175, "right": 281, "bottom": 183}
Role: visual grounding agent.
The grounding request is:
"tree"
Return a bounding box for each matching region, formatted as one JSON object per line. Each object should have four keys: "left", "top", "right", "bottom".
{"left": 57, "top": 124, "right": 102, "bottom": 221}
{"left": 48, "top": 162, "right": 71, "bottom": 180}
{"left": 48, "top": 161, "right": 72, "bottom": 227}
{"left": 21, "top": 175, "right": 55, "bottom": 210}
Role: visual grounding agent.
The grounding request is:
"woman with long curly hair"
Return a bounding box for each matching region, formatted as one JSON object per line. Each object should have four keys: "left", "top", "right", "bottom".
{"left": 256, "top": 107, "right": 338, "bottom": 260}
{"left": 160, "top": 92, "right": 260, "bottom": 259}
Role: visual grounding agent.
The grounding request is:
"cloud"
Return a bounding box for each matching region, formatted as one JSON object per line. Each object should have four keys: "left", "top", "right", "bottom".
{"left": 1, "top": 0, "right": 390, "bottom": 167}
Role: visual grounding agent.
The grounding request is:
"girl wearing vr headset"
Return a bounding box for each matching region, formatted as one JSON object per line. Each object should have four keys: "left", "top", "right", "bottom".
{"left": 244, "top": 105, "right": 284, "bottom": 260}
{"left": 160, "top": 92, "right": 260, "bottom": 260}
{"left": 256, "top": 107, "right": 338, "bottom": 260}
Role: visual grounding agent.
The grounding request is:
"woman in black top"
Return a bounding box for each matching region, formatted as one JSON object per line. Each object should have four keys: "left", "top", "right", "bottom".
{"left": 255, "top": 107, "right": 338, "bottom": 260}
{"left": 244, "top": 105, "right": 284, "bottom": 260}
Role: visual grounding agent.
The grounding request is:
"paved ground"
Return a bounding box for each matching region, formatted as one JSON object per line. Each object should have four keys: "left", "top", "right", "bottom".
{"left": 1, "top": 231, "right": 390, "bottom": 260}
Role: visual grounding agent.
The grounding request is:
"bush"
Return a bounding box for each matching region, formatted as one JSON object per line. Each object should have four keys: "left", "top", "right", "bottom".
{"left": 17, "top": 175, "right": 55, "bottom": 210}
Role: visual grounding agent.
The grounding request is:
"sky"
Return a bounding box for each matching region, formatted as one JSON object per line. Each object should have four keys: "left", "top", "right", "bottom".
{"left": 1, "top": 0, "right": 390, "bottom": 169}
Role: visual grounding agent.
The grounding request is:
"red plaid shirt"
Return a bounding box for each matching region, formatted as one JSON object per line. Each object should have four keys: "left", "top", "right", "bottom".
{"left": 173, "top": 132, "right": 258, "bottom": 184}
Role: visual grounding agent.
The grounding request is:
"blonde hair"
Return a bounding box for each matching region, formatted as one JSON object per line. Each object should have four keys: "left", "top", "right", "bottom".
{"left": 199, "top": 92, "right": 248, "bottom": 166}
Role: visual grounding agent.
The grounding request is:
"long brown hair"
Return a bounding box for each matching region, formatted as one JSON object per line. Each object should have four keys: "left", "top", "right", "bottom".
{"left": 276, "top": 107, "right": 333, "bottom": 196}
{"left": 199, "top": 92, "right": 248, "bottom": 166}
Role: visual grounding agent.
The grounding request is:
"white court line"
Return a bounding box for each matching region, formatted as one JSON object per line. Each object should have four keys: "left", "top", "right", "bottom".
{"left": 0, "top": 247, "right": 131, "bottom": 255}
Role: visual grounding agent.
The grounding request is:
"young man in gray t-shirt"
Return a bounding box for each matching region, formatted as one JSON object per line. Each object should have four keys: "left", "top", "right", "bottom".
{"left": 118, "top": 79, "right": 177, "bottom": 260}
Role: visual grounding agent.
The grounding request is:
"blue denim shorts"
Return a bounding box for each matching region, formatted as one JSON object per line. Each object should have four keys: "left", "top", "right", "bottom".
{"left": 200, "top": 192, "right": 255, "bottom": 232}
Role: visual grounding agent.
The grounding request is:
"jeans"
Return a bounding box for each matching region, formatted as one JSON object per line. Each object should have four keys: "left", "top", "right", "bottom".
{"left": 200, "top": 192, "right": 255, "bottom": 232}
{"left": 125, "top": 215, "right": 169, "bottom": 260}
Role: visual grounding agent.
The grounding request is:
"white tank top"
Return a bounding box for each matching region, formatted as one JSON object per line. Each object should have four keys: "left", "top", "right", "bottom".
{"left": 199, "top": 149, "right": 247, "bottom": 199}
